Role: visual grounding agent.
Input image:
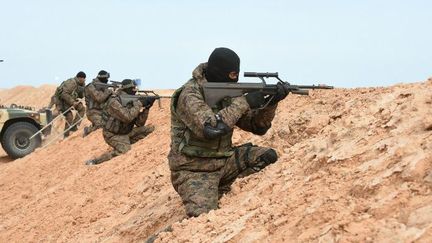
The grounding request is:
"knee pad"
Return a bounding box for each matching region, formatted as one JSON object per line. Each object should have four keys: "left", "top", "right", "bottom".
{"left": 259, "top": 149, "right": 278, "bottom": 165}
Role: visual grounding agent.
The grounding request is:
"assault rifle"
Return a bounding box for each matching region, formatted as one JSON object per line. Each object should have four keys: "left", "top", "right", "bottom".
{"left": 118, "top": 92, "right": 171, "bottom": 108}
{"left": 136, "top": 90, "right": 172, "bottom": 108}
{"left": 203, "top": 72, "right": 333, "bottom": 109}
{"left": 92, "top": 81, "right": 122, "bottom": 90}
{"left": 93, "top": 79, "right": 141, "bottom": 90}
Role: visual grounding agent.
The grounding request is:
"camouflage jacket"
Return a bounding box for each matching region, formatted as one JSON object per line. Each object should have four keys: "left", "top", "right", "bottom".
{"left": 168, "top": 63, "right": 277, "bottom": 171}
{"left": 85, "top": 78, "right": 112, "bottom": 110}
{"left": 103, "top": 90, "right": 148, "bottom": 134}
{"left": 56, "top": 77, "right": 82, "bottom": 106}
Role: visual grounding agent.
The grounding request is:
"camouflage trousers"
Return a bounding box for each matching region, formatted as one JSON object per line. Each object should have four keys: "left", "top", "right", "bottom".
{"left": 169, "top": 143, "right": 278, "bottom": 217}
{"left": 94, "top": 125, "right": 155, "bottom": 164}
{"left": 63, "top": 103, "right": 85, "bottom": 137}
{"left": 84, "top": 109, "right": 104, "bottom": 135}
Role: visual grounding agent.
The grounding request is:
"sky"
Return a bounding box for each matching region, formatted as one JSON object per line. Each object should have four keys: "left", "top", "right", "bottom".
{"left": 0, "top": 0, "right": 431, "bottom": 89}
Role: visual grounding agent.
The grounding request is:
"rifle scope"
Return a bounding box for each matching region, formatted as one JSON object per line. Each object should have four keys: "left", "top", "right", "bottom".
{"left": 244, "top": 72, "right": 279, "bottom": 78}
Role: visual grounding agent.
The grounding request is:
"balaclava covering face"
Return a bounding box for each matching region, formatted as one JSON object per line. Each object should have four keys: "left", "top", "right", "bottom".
{"left": 205, "top": 47, "right": 240, "bottom": 83}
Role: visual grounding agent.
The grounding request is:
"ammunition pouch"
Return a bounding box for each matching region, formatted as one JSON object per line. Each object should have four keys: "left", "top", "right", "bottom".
{"left": 102, "top": 111, "right": 134, "bottom": 135}
{"left": 179, "top": 129, "right": 234, "bottom": 158}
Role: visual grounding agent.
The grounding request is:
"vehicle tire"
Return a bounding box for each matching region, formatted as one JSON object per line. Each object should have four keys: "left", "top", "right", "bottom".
{"left": 1, "top": 122, "right": 41, "bottom": 159}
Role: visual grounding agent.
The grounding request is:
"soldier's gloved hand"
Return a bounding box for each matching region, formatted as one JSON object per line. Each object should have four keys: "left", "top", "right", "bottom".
{"left": 269, "top": 82, "right": 290, "bottom": 105}
{"left": 203, "top": 115, "right": 231, "bottom": 139}
{"left": 245, "top": 91, "right": 266, "bottom": 109}
{"left": 141, "top": 96, "right": 157, "bottom": 108}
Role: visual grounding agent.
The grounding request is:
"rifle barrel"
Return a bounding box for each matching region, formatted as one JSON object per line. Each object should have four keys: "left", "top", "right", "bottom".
{"left": 296, "top": 85, "right": 334, "bottom": 89}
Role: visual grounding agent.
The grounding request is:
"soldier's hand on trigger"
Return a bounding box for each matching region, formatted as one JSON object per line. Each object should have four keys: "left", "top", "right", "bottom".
{"left": 268, "top": 82, "right": 290, "bottom": 105}
{"left": 141, "top": 96, "right": 157, "bottom": 108}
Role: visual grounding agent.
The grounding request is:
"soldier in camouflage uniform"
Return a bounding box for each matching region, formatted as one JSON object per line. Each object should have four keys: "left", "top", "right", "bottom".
{"left": 55, "top": 71, "right": 86, "bottom": 137}
{"left": 83, "top": 70, "right": 113, "bottom": 137}
{"left": 168, "top": 48, "right": 290, "bottom": 217}
{"left": 85, "top": 79, "right": 156, "bottom": 165}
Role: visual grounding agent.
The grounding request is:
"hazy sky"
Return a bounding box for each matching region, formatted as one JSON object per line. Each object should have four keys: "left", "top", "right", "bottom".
{"left": 0, "top": 0, "right": 431, "bottom": 89}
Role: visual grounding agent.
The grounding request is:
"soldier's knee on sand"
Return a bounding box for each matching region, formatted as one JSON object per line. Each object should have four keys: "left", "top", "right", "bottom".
{"left": 116, "top": 143, "right": 131, "bottom": 154}
{"left": 186, "top": 206, "right": 212, "bottom": 218}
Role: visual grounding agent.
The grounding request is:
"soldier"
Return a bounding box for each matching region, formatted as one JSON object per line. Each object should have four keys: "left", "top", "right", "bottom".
{"left": 168, "top": 47, "right": 290, "bottom": 217}
{"left": 55, "top": 71, "right": 86, "bottom": 138}
{"left": 83, "top": 70, "right": 113, "bottom": 137}
{"left": 85, "top": 79, "right": 156, "bottom": 165}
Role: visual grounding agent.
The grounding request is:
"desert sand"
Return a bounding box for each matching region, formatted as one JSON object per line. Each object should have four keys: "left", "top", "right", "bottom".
{"left": 1, "top": 79, "right": 432, "bottom": 242}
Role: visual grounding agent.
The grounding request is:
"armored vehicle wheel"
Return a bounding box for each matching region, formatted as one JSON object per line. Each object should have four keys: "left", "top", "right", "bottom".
{"left": 1, "top": 122, "right": 41, "bottom": 159}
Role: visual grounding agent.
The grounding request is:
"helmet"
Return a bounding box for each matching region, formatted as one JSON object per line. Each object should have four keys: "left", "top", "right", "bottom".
{"left": 97, "top": 70, "right": 110, "bottom": 83}
{"left": 76, "top": 71, "right": 86, "bottom": 78}
{"left": 121, "top": 79, "right": 137, "bottom": 95}
{"left": 97, "top": 70, "right": 110, "bottom": 79}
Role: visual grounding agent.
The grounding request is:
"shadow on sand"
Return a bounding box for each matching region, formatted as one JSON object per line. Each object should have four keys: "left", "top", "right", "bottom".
{"left": 0, "top": 155, "right": 13, "bottom": 164}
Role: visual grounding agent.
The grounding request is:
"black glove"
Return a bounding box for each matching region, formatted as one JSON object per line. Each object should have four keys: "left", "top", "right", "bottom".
{"left": 203, "top": 115, "right": 231, "bottom": 139}
{"left": 269, "top": 82, "right": 290, "bottom": 105}
{"left": 245, "top": 91, "right": 266, "bottom": 109}
{"left": 140, "top": 96, "right": 157, "bottom": 108}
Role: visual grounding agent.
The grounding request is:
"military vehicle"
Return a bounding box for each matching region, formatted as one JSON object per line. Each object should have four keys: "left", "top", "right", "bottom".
{"left": 0, "top": 104, "right": 52, "bottom": 159}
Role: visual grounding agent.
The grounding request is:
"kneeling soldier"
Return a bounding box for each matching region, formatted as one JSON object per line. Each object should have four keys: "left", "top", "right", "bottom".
{"left": 168, "top": 47, "right": 290, "bottom": 217}
{"left": 85, "top": 79, "right": 156, "bottom": 165}
{"left": 83, "top": 70, "right": 113, "bottom": 137}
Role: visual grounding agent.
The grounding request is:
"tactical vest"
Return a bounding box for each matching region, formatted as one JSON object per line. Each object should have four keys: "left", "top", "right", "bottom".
{"left": 55, "top": 78, "right": 79, "bottom": 100}
{"left": 102, "top": 95, "right": 135, "bottom": 135}
{"left": 171, "top": 81, "right": 234, "bottom": 158}
{"left": 84, "top": 79, "right": 106, "bottom": 110}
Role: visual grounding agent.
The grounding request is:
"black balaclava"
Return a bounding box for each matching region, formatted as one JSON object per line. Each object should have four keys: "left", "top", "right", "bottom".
{"left": 121, "top": 79, "right": 137, "bottom": 95}
{"left": 205, "top": 47, "right": 240, "bottom": 83}
{"left": 97, "top": 70, "right": 110, "bottom": 83}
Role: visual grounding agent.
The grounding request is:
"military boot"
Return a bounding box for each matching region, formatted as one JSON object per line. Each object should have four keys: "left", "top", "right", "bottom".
{"left": 82, "top": 126, "right": 90, "bottom": 137}
{"left": 85, "top": 159, "right": 98, "bottom": 165}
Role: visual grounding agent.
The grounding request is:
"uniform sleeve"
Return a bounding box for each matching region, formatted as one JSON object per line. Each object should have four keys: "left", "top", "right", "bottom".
{"left": 86, "top": 84, "right": 112, "bottom": 103}
{"left": 107, "top": 99, "right": 143, "bottom": 123}
{"left": 236, "top": 104, "right": 277, "bottom": 135}
{"left": 60, "top": 80, "right": 77, "bottom": 106}
{"left": 176, "top": 84, "right": 250, "bottom": 138}
{"left": 135, "top": 108, "right": 149, "bottom": 127}
{"left": 218, "top": 96, "right": 250, "bottom": 128}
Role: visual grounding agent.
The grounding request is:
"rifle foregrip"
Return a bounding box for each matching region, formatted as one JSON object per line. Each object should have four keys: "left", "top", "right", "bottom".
{"left": 291, "top": 90, "right": 309, "bottom": 95}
